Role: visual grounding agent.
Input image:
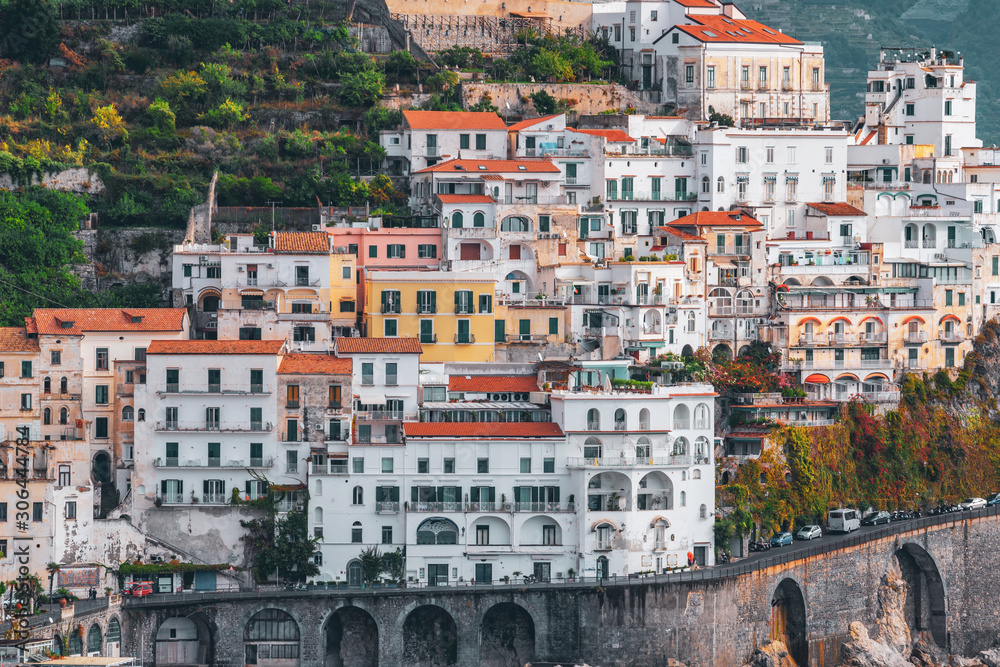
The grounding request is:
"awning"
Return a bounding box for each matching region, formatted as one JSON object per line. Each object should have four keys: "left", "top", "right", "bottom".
{"left": 901, "top": 315, "right": 925, "bottom": 325}
{"left": 714, "top": 260, "right": 736, "bottom": 268}
{"left": 640, "top": 341, "right": 666, "bottom": 348}
{"left": 287, "top": 289, "right": 317, "bottom": 298}
{"left": 579, "top": 339, "right": 600, "bottom": 352}
{"left": 590, "top": 519, "right": 620, "bottom": 532}
{"left": 240, "top": 289, "right": 264, "bottom": 296}
{"left": 356, "top": 392, "right": 386, "bottom": 405}
{"left": 939, "top": 314, "right": 961, "bottom": 324}
{"left": 648, "top": 515, "right": 670, "bottom": 528}
{"left": 805, "top": 374, "right": 830, "bottom": 384}
{"left": 835, "top": 374, "right": 859, "bottom": 382}
{"left": 329, "top": 453, "right": 348, "bottom": 459}
{"left": 864, "top": 373, "right": 890, "bottom": 382}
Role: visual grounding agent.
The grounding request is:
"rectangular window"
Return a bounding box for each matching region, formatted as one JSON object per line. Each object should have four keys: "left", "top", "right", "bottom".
{"left": 95, "top": 385, "right": 109, "bottom": 405}
{"left": 239, "top": 327, "right": 261, "bottom": 340}
{"left": 906, "top": 103, "right": 915, "bottom": 116}
{"left": 478, "top": 293, "right": 493, "bottom": 314}
{"left": 945, "top": 100, "right": 952, "bottom": 116}
{"left": 520, "top": 457, "right": 531, "bottom": 473}
{"left": 33, "top": 502, "right": 42, "bottom": 522}
{"left": 477, "top": 458, "right": 489, "bottom": 473}
{"left": 387, "top": 244, "right": 406, "bottom": 259}
{"left": 475, "top": 134, "right": 486, "bottom": 150}
{"left": 58, "top": 464, "right": 71, "bottom": 486}
{"left": 707, "top": 66, "right": 715, "bottom": 89}
{"left": 385, "top": 362, "right": 398, "bottom": 386}
{"left": 538, "top": 215, "right": 550, "bottom": 232}
{"left": 51, "top": 350, "right": 61, "bottom": 365}
{"left": 946, "top": 290, "right": 953, "bottom": 307}
{"left": 65, "top": 501, "right": 77, "bottom": 520}
{"left": 293, "top": 326, "right": 315, "bottom": 342}
{"left": 685, "top": 64, "right": 694, "bottom": 84}
{"left": 418, "top": 244, "right": 436, "bottom": 259}
{"left": 736, "top": 147, "right": 748, "bottom": 164}
{"left": 381, "top": 457, "right": 394, "bottom": 473}
{"left": 0, "top": 503, "right": 5, "bottom": 522}
{"left": 368, "top": 245, "right": 378, "bottom": 258}
{"left": 96, "top": 348, "right": 110, "bottom": 371}
{"left": 381, "top": 290, "right": 401, "bottom": 314}
{"left": 959, "top": 292, "right": 966, "bottom": 306}
{"left": 417, "top": 458, "right": 429, "bottom": 474}
{"left": 286, "top": 419, "right": 298, "bottom": 442}
{"left": 362, "top": 362, "right": 374, "bottom": 385}
{"left": 444, "top": 457, "right": 455, "bottom": 473}
{"left": 94, "top": 417, "right": 108, "bottom": 439}
{"left": 383, "top": 319, "right": 398, "bottom": 337}
{"left": 548, "top": 317, "right": 559, "bottom": 335}
{"left": 543, "top": 457, "right": 555, "bottom": 473}
{"left": 460, "top": 134, "right": 470, "bottom": 149}
{"left": 20, "top": 393, "right": 30, "bottom": 410}
{"left": 21, "top": 360, "right": 32, "bottom": 378}
{"left": 286, "top": 384, "right": 300, "bottom": 408}
{"left": 340, "top": 300, "right": 355, "bottom": 313}
{"left": 946, "top": 347, "right": 955, "bottom": 368}
{"left": 352, "top": 527, "right": 362, "bottom": 543}
{"left": 382, "top": 526, "right": 393, "bottom": 544}
{"left": 183, "top": 264, "right": 192, "bottom": 277}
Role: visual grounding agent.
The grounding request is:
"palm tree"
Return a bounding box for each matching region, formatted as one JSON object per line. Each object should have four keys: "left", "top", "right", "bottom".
{"left": 46, "top": 562, "right": 60, "bottom": 596}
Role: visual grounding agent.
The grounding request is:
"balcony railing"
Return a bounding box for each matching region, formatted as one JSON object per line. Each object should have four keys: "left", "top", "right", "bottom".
{"left": 904, "top": 240, "right": 919, "bottom": 248}
{"left": 156, "top": 421, "right": 272, "bottom": 432}
{"left": 505, "top": 333, "right": 548, "bottom": 344}
{"left": 408, "top": 501, "right": 464, "bottom": 512}
{"left": 940, "top": 331, "right": 964, "bottom": 343}
{"left": 606, "top": 192, "right": 696, "bottom": 203}
{"left": 376, "top": 501, "right": 400, "bottom": 514}
{"left": 903, "top": 332, "right": 928, "bottom": 344}
{"left": 356, "top": 409, "right": 406, "bottom": 421}
{"left": 453, "top": 334, "right": 476, "bottom": 344}
{"left": 673, "top": 419, "right": 691, "bottom": 429}
{"left": 159, "top": 493, "right": 185, "bottom": 504}
{"left": 513, "top": 502, "right": 574, "bottom": 512}
{"left": 202, "top": 494, "right": 228, "bottom": 505}
{"left": 567, "top": 455, "right": 693, "bottom": 468}
{"left": 154, "top": 457, "right": 273, "bottom": 469}
{"left": 309, "top": 461, "right": 349, "bottom": 475}
{"left": 613, "top": 422, "right": 627, "bottom": 431}
{"left": 158, "top": 384, "right": 271, "bottom": 395}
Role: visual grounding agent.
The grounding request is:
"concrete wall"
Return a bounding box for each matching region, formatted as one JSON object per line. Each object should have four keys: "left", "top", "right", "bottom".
{"left": 116, "top": 511, "right": 1000, "bottom": 667}
{"left": 461, "top": 83, "right": 661, "bottom": 116}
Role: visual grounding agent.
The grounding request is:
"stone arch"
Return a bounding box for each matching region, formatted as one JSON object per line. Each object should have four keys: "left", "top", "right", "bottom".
{"left": 106, "top": 617, "right": 122, "bottom": 656}
{"left": 770, "top": 578, "right": 808, "bottom": 666}
{"left": 402, "top": 605, "right": 458, "bottom": 666}
{"left": 894, "top": 543, "right": 946, "bottom": 647}
{"left": 712, "top": 343, "right": 732, "bottom": 362}
{"left": 479, "top": 602, "right": 535, "bottom": 666}
{"left": 244, "top": 608, "right": 301, "bottom": 667}
{"left": 92, "top": 451, "right": 112, "bottom": 484}
{"left": 681, "top": 344, "right": 694, "bottom": 358}
{"left": 324, "top": 605, "right": 379, "bottom": 667}
{"left": 155, "top": 615, "right": 213, "bottom": 666}
{"left": 87, "top": 623, "right": 103, "bottom": 656}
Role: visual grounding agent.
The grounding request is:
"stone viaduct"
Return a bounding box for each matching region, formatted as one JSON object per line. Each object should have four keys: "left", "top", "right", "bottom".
{"left": 48, "top": 509, "right": 1000, "bottom": 666}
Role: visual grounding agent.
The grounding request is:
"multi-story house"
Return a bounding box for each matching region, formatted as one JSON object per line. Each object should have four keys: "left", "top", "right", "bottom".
{"left": 134, "top": 339, "right": 286, "bottom": 563}
{"left": 381, "top": 110, "right": 508, "bottom": 176}
{"left": 363, "top": 271, "right": 497, "bottom": 362}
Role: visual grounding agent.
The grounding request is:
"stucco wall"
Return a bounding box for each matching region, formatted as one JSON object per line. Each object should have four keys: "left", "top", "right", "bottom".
{"left": 462, "top": 83, "right": 661, "bottom": 116}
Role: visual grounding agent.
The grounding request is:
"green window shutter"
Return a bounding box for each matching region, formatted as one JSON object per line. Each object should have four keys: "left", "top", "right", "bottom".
{"left": 411, "top": 487, "right": 418, "bottom": 502}
{"left": 381, "top": 290, "right": 388, "bottom": 312}
{"left": 203, "top": 480, "right": 209, "bottom": 494}
{"left": 495, "top": 320, "right": 505, "bottom": 342}
{"left": 161, "top": 480, "right": 167, "bottom": 495}
{"left": 430, "top": 291, "right": 436, "bottom": 313}
{"left": 549, "top": 317, "right": 558, "bottom": 335}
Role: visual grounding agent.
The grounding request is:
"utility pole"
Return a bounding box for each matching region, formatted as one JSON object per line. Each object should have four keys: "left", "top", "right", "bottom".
{"left": 265, "top": 200, "right": 282, "bottom": 234}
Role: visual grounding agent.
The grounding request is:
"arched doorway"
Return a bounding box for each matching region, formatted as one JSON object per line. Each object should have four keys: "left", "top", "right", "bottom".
{"left": 770, "top": 579, "right": 807, "bottom": 666}
{"left": 106, "top": 618, "right": 121, "bottom": 657}
{"left": 347, "top": 561, "right": 363, "bottom": 588}
{"left": 895, "top": 544, "right": 946, "bottom": 647}
{"left": 156, "top": 616, "right": 212, "bottom": 665}
{"left": 596, "top": 556, "right": 609, "bottom": 580}
{"left": 402, "top": 605, "right": 457, "bottom": 666}
{"left": 480, "top": 603, "right": 535, "bottom": 666}
{"left": 325, "top": 606, "right": 378, "bottom": 667}
{"left": 93, "top": 451, "right": 115, "bottom": 517}
{"left": 87, "top": 624, "right": 102, "bottom": 656}
{"left": 245, "top": 609, "right": 300, "bottom": 667}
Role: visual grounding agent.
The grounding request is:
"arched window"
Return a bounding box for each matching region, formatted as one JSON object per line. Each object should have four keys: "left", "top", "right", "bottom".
{"left": 680, "top": 491, "right": 687, "bottom": 506}
{"left": 416, "top": 518, "right": 459, "bottom": 545}
{"left": 137, "top": 408, "right": 145, "bottom": 422}
{"left": 694, "top": 404, "right": 710, "bottom": 429}
{"left": 43, "top": 377, "right": 51, "bottom": 394}
{"left": 68, "top": 631, "right": 83, "bottom": 656}
{"left": 614, "top": 408, "right": 626, "bottom": 430}
{"left": 244, "top": 609, "right": 300, "bottom": 654}
{"left": 314, "top": 506, "right": 323, "bottom": 523}
{"left": 473, "top": 211, "right": 485, "bottom": 228}
{"left": 639, "top": 407, "right": 650, "bottom": 430}
{"left": 687, "top": 311, "right": 696, "bottom": 332}
{"left": 87, "top": 624, "right": 102, "bottom": 656}
{"left": 636, "top": 436, "right": 651, "bottom": 458}
{"left": 716, "top": 176, "right": 725, "bottom": 193}
{"left": 736, "top": 290, "right": 755, "bottom": 315}
{"left": 673, "top": 404, "right": 690, "bottom": 429}
{"left": 451, "top": 211, "right": 464, "bottom": 228}
{"left": 500, "top": 216, "right": 530, "bottom": 232}
{"left": 693, "top": 469, "right": 702, "bottom": 480}
{"left": 60, "top": 407, "right": 68, "bottom": 425}
{"left": 672, "top": 436, "right": 689, "bottom": 456}
{"left": 106, "top": 618, "right": 121, "bottom": 651}
{"left": 352, "top": 486, "right": 363, "bottom": 505}
{"left": 314, "top": 479, "right": 322, "bottom": 496}
{"left": 701, "top": 175, "right": 710, "bottom": 193}
{"left": 121, "top": 406, "right": 134, "bottom": 422}
{"left": 587, "top": 408, "right": 600, "bottom": 430}
{"left": 699, "top": 503, "right": 707, "bottom": 518}
{"left": 43, "top": 408, "right": 51, "bottom": 425}
{"left": 583, "top": 436, "right": 603, "bottom": 459}
{"left": 695, "top": 436, "right": 711, "bottom": 463}
{"left": 60, "top": 377, "right": 68, "bottom": 394}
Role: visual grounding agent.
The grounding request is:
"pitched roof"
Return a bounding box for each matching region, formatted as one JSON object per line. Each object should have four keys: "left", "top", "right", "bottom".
{"left": 274, "top": 232, "right": 329, "bottom": 254}
{"left": 674, "top": 15, "right": 801, "bottom": 45}
{"left": 657, "top": 225, "right": 707, "bottom": 242}
{"left": 569, "top": 128, "right": 636, "bottom": 142}
{"left": 414, "top": 158, "right": 560, "bottom": 174}
{"left": 806, "top": 202, "right": 867, "bottom": 217}
{"left": 403, "top": 110, "right": 507, "bottom": 131}
{"left": 405, "top": 422, "right": 563, "bottom": 438}
{"left": 335, "top": 337, "right": 423, "bottom": 354}
{"left": 146, "top": 340, "right": 286, "bottom": 355}
{"left": 668, "top": 210, "right": 763, "bottom": 229}
{"left": 278, "top": 353, "right": 352, "bottom": 375}
{"left": 448, "top": 375, "right": 540, "bottom": 393}
{"left": 507, "top": 114, "right": 562, "bottom": 131}
{"left": 30, "top": 309, "right": 187, "bottom": 335}
{"left": 674, "top": 0, "right": 718, "bottom": 6}
{"left": 0, "top": 327, "right": 38, "bottom": 352}
{"left": 436, "top": 194, "right": 496, "bottom": 204}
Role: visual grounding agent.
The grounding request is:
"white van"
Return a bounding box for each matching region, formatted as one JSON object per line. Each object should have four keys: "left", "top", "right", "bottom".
{"left": 827, "top": 508, "right": 861, "bottom": 533}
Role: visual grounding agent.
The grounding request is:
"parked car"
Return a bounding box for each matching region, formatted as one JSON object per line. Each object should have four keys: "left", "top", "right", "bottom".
{"left": 125, "top": 582, "right": 153, "bottom": 597}
{"left": 769, "top": 532, "right": 794, "bottom": 547}
{"left": 986, "top": 493, "right": 1000, "bottom": 507}
{"left": 861, "top": 511, "right": 891, "bottom": 526}
{"left": 795, "top": 525, "right": 822, "bottom": 541}
{"left": 960, "top": 497, "right": 987, "bottom": 510}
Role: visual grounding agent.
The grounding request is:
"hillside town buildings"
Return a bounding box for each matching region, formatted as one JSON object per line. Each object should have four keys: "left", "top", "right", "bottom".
{"left": 6, "top": 1, "right": 1000, "bottom": 600}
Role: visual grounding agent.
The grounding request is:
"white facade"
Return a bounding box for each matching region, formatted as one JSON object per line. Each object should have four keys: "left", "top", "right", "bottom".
{"left": 381, "top": 110, "right": 508, "bottom": 176}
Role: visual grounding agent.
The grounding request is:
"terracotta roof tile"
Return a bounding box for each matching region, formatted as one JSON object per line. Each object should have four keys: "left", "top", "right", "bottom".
{"left": 0, "top": 327, "right": 38, "bottom": 352}
{"left": 278, "top": 353, "right": 352, "bottom": 375}
{"left": 507, "top": 114, "right": 562, "bottom": 131}
{"left": 415, "top": 158, "right": 560, "bottom": 174}
{"left": 448, "top": 375, "right": 539, "bottom": 393}
{"left": 405, "top": 422, "right": 563, "bottom": 438}
{"left": 403, "top": 110, "right": 507, "bottom": 131}
{"left": 668, "top": 210, "right": 763, "bottom": 229}
{"left": 30, "top": 309, "right": 187, "bottom": 335}
{"left": 806, "top": 202, "right": 867, "bottom": 217}
{"left": 274, "top": 232, "right": 329, "bottom": 254}
{"left": 335, "top": 337, "right": 423, "bottom": 354}
{"left": 569, "top": 128, "right": 636, "bottom": 142}
{"left": 147, "top": 340, "right": 286, "bottom": 355}
{"left": 436, "top": 194, "right": 496, "bottom": 204}
{"left": 674, "top": 0, "right": 718, "bottom": 6}
{"left": 674, "top": 16, "right": 801, "bottom": 45}
{"left": 657, "top": 226, "right": 707, "bottom": 242}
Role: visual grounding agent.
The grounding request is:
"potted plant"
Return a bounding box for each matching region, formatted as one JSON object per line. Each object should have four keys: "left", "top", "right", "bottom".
{"left": 567, "top": 567, "right": 576, "bottom": 582}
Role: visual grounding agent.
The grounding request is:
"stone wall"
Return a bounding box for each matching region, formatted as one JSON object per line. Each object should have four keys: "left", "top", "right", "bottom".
{"left": 0, "top": 167, "right": 105, "bottom": 194}
{"left": 461, "top": 82, "right": 661, "bottom": 116}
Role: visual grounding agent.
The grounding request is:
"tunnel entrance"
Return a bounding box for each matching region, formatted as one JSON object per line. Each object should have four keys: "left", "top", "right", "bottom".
{"left": 402, "top": 605, "right": 457, "bottom": 666}
{"left": 325, "top": 606, "right": 378, "bottom": 667}
{"left": 479, "top": 603, "right": 535, "bottom": 666}
{"left": 895, "top": 544, "right": 947, "bottom": 647}
{"left": 770, "top": 578, "right": 807, "bottom": 666}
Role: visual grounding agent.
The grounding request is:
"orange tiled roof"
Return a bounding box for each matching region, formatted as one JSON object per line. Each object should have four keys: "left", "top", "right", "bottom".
{"left": 274, "top": 232, "right": 329, "bottom": 254}
{"left": 668, "top": 210, "right": 763, "bottom": 229}
{"left": 673, "top": 15, "right": 801, "bottom": 45}
{"left": 569, "top": 128, "right": 636, "bottom": 142}
{"left": 147, "top": 340, "right": 286, "bottom": 355}
{"left": 448, "top": 375, "right": 540, "bottom": 393}
{"left": 0, "top": 327, "right": 38, "bottom": 352}
{"left": 336, "top": 337, "right": 423, "bottom": 354}
{"left": 674, "top": 0, "right": 718, "bottom": 6}
{"left": 30, "top": 309, "right": 187, "bottom": 335}
{"left": 507, "top": 114, "right": 562, "bottom": 131}
{"left": 414, "top": 158, "right": 560, "bottom": 174}
{"left": 278, "top": 353, "right": 352, "bottom": 375}
{"left": 403, "top": 110, "right": 507, "bottom": 131}
{"left": 657, "top": 226, "right": 707, "bottom": 242}
{"left": 806, "top": 202, "right": 867, "bottom": 217}
{"left": 405, "top": 422, "right": 563, "bottom": 438}
{"left": 436, "top": 194, "right": 496, "bottom": 204}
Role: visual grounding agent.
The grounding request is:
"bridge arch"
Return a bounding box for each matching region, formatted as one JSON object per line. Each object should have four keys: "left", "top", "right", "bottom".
{"left": 155, "top": 614, "right": 213, "bottom": 666}
{"left": 243, "top": 608, "right": 301, "bottom": 667}
{"left": 895, "top": 542, "right": 947, "bottom": 647}
{"left": 770, "top": 577, "right": 808, "bottom": 667}
{"left": 323, "top": 605, "right": 379, "bottom": 667}
{"left": 401, "top": 604, "right": 458, "bottom": 666}
{"left": 479, "top": 602, "right": 535, "bottom": 666}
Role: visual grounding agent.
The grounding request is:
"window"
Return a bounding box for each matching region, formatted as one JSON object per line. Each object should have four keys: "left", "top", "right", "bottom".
{"left": 383, "top": 319, "right": 398, "bottom": 337}
{"left": 183, "top": 264, "right": 192, "bottom": 277}
{"left": 477, "top": 458, "right": 489, "bottom": 473}
{"left": 51, "top": 350, "right": 61, "bottom": 365}
{"left": 707, "top": 66, "right": 715, "bottom": 88}
{"left": 250, "top": 407, "right": 262, "bottom": 430}
{"left": 95, "top": 349, "right": 109, "bottom": 371}
{"left": 0, "top": 503, "right": 9, "bottom": 522}
{"left": 905, "top": 103, "right": 915, "bottom": 116}
{"left": 285, "top": 419, "right": 299, "bottom": 442}
{"left": 286, "top": 384, "right": 300, "bottom": 408}
{"left": 382, "top": 526, "right": 393, "bottom": 544}
{"left": 685, "top": 64, "right": 694, "bottom": 84}
{"left": 455, "top": 290, "right": 474, "bottom": 314}
{"left": 362, "top": 362, "right": 374, "bottom": 385}
{"left": 460, "top": 134, "right": 469, "bottom": 149}
{"left": 945, "top": 100, "right": 952, "bottom": 116}
{"left": 290, "top": 302, "right": 313, "bottom": 314}
{"left": 381, "top": 457, "right": 394, "bottom": 473}
{"left": 65, "top": 501, "right": 77, "bottom": 520}
{"left": 444, "top": 458, "right": 455, "bottom": 473}
{"left": 825, "top": 147, "right": 834, "bottom": 164}
{"left": 59, "top": 464, "right": 71, "bottom": 486}
{"left": 766, "top": 146, "right": 774, "bottom": 163}
{"left": 368, "top": 245, "right": 378, "bottom": 258}
{"left": 340, "top": 300, "right": 355, "bottom": 313}
{"left": 380, "top": 289, "right": 401, "bottom": 314}
{"left": 959, "top": 292, "right": 966, "bottom": 306}
{"left": 20, "top": 393, "right": 31, "bottom": 410}
{"left": 787, "top": 146, "right": 796, "bottom": 163}
{"left": 736, "top": 147, "right": 748, "bottom": 164}
{"left": 946, "top": 290, "right": 953, "bottom": 306}
{"left": 758, "top": 65, "right": 767, "bottom": 86}
{"left": 239, "top": 327, "right": 261, "bottom": 340}
{"left": 419, "top": 319, "right": 435, "bottom": 344}
{"left": 352, "top": 486, "right": 364, "bottom": 505}
{"left": 385, "top": 362, "right": 398, "bottom": 386}
{"left": 387, "top": 244, "right": 406, "bottom": 259}
{"left": 520, "top": 457, "right": 531, "bottom": 473}
{"left": 33, "top": 502, "right": 42, "bottom": 522}
{"left": 945, "top": 347, "right": 955, "bottom": 368}
{"left": 352, "top": 524, "right": 362, "bottom": 543}
{"left": 95, "top": 385, "right": 109, "bottom": 405}
{"left": 475, "top": 134, "right": 486, "bottom": 150}
{"left": 538, "top": 215, "right": 550, "bottom": 232}
{"left": 21, "top": 361, "right": 32, "bottom": 378}
{"left": 94, "top": 417, "right": 108, "bottom": 439}
{"left": 286, "top": 450, "right": 298, "bottom": 474}
{"left": 418, "top": 244, "right": 436, "bottom": 258}
{"left": 548, "top": 317, "right": 559, "bottom": 335}
{"left": 650, "top": 10, "right": 657, "bottom": 20}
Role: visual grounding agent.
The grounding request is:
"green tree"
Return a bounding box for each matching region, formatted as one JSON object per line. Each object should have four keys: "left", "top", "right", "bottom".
{"left": 358, "top": 546, "right": 383, "bottom": 584}
{"left": 529, "top": 90, "right": 558, "bottom": 115}
{"left": 147, "top": 99, "right": 177, "bottom": 136}
{"left": 530, "top": 48, "right": 574, "bottom": 82}
{"left": 240, "top": 486, "right": 318, "bottom": 583}
{"left": 338, "top": 70, "right": 384, "bottom": 108}
{"left": 0, "top": 0, "right": 59, "bottom": 64}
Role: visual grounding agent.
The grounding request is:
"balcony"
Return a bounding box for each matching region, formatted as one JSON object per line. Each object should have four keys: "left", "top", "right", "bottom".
{"left": 613, "top": 422, "right": 628, "bottom": 431}
{"left": 715, "top": 245, "right": 750, "bottom": 256}
{"left": 408, "top": 501, "right": 464, "bottom": 512}
{"left": 468, "top": 501, "right": 497, "bottom": 512}
{"left": 453, "top": 334, "right": 476, "bottom": 344}
{"left": 309, "top": 461, "right": 349, "bottom": 475}
{"left": 904, "top": 240, "right": 919, "bottom": 249}
{"left": 903, "top": 332, "right": 928, "bottom": 344}
{"left": 858, "top": 332, "right": 888, "bottom": 344}
{"left": 940, "top": 331, "right": 965, "bottom": 343}
{"left": 159, "top": 493, "right": 185, "bottom": 505}
{"left": 158, "top": 384, "right": 271, "bottom": 395}
{"left": 448, "top": 226, "right": 495, "bottom": 238}
{"left": 376, "top": 501, "right": 400, "bottom": 514}
{"left": 606, "top": 192, "right": 697, "bottom": 203}
{"left": 568, "top": 455, "right": 693, "bottom": 468}
{"left": 709, "top": 329, "right": 734, "bottom": 341}
{"left": 356, "top": 409, "right": 407, "bottom": 421}
{"left": 202, "top": 494, "right": 228, "bottom": 505}
{"left": 155, "top": 421, "right": 272, "bottom": 433}
{"left": 582, "top": 326, "right": 619, "bottom": 338}
{"left": 784, "top": 358, "right": 891, "bottom": 372}
{"left": 513, "top": 502, "right": 574, "bottom": 512}
{"left": 505, "top": 333, "right": 548, "bottom": 344}
{"left": 154, "top": 457, "right": 273, "bottom": 469}
{"left": 221, "top": 300, "right": 276, "bottom": 311}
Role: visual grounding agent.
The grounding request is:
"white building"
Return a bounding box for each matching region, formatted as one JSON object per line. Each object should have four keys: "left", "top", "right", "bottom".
{"left": 381, "top": 110, "right": 509, "bottom": 176}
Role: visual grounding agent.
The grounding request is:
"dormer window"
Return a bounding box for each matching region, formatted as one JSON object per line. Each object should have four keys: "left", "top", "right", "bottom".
{"left": 131, "top": 316, "right": 143, "bottom": 324}
{"left": 60, "top": 321, "right": 74, "bottom": 329}
{"left": 478, "top": 165, "right": 487, "bottom": 170}
{"left": 518, "top": 165, "right": 527, "bottom": 170}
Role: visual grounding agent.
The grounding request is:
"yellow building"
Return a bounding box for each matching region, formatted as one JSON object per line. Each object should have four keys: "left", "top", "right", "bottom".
{"left": 330, "top": 250, "right": 359, "bottom": 330}
{"left": 364, "top": 271, "right": 497, "bottom": 362}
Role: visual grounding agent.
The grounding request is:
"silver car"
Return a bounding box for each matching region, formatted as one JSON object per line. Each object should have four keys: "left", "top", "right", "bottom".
{"left": 795, "top": 525, "right": 822, "bottom": 540}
